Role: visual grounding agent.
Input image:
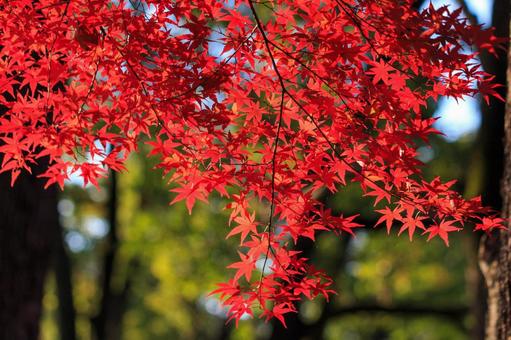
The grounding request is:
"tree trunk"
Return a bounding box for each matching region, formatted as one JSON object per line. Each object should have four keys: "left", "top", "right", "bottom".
{"left": 55, "top": 221, "right": 77, "bottom": 340}
{"left": 479, "top": 1, "right": 511, "bottom": 338}
{"left": 93, "top": 170, "right": 130, "bottom": 340}
{"left": 0, "top": 164, "right": 58, "bottom": 339}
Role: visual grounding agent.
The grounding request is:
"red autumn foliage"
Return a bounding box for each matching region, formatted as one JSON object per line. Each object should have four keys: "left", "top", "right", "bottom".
{"left": 0, "top": 0, "right": 506, "bottom": 326}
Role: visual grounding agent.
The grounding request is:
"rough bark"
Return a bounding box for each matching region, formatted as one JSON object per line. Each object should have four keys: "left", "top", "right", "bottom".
{"left": 0, "top": 163, "right": 58, "bottom": 340}
{"left": 479, "top": 0, "right": 511, "bottom": 339}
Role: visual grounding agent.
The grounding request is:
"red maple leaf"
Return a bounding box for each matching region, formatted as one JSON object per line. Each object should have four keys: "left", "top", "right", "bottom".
{"left": 226, "top": 211, "right": 259, "bottom": 243}
{"left": 423, "top": 219, "right": 461, "bottom": 246}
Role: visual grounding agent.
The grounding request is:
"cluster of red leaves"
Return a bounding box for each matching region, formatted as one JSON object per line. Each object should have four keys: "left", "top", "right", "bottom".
{"left": 0, "top": 0, "right": 506, "bottom": 325}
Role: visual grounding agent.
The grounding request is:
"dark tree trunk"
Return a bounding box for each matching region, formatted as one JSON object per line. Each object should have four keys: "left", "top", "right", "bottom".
{"left": 54, "top": 221, "right": 77, "bottom": 340}
{"left": 0, "top": 58, "right": 60, "bottom": 338}
{"left": 93, "top": 170, "right": 131, "bottom": 340}
{"left": 0, "top": 163, "right": 58, "bottom": 340}
{"left": 93, "top": 171, "right": 118, "bottom": 340}
{"left": 0, "top": 4, "right": 66, "bottom": 337}
{"left": 479, "top": 0, "right": 511, "bottom": 339}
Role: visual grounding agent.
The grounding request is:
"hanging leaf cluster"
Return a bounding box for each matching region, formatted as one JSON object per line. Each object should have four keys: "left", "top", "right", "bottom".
{"left": 0, "top": 0, "right": 505, "bottom": 325}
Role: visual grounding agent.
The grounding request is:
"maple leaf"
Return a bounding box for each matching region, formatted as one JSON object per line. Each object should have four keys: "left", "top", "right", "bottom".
{"left": 367, "top": 60, "right": 394, "bottom": 84}
{"left": 478, "top": 78, "right": 505, "bottom": 105}
{"left": 226, "top": 211, "right": 258, "bottom": 243}
{"left": 261, "top": 303, "right": 295, "bottom": 328}
{"left": 389, "top": 72, "right": 408, "bottom": 91}
{"left": 423, "top": 219, "right": 461, "bottom": 246}
{"left": 334, "top": 215, "right": 364, "bottom": 236}
{"left": 209, "top": 279, "right": 240, "bottom": 300}
{"left": 375, "top": 206, "right": 404, "bottom": 234}
{"left": 170, "top": 181, "right": 208, "bottom": 214}
{"left": 398, "top": 211, "right": 426, "bottom": 241}
{"left": 227, "top": 251, "right": 256, "bottom": 282}
{"left": 363, "top": 180, "right": 391, "bottom": 206}
{"left": 474, "top": 217, "right": 506, "bottom": 232}
{"left": 76, "top": 163, "right": 105, "bottom": 188}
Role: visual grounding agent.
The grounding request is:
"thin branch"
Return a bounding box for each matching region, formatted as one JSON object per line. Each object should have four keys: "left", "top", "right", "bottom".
{"left": 266, "top": 39, "right": 374, "bottom": 116}
{"left": 249, "top": 0, "right": 295, "bottom": 281}
{"left": 248, "top": 1, "right": 286, "bottom": 89}
{"left": 248, "top": 0, "right": 480, "bottom": 220}
{"left": 77, "top": 56, "right": 101, "bottom": 116}
{"left": 247, "top": 0, "right": 421, "bottom": 211}
{"left": 258, "top": 90, "right": 285, "bottom": 295}
{"left": 335, "top": 0, "right": 416, "bottom": 79}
